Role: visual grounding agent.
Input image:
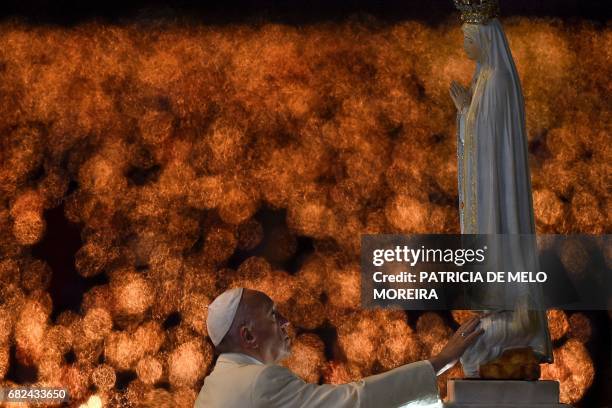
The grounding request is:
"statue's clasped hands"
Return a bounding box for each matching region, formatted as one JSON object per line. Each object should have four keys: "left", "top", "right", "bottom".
{"left": 449, "top": 81, "right": 471, "bottom": 112}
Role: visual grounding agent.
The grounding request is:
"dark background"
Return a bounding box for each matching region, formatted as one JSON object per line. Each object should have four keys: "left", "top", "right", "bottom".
{"left": 0, "top": 0, "right": 609, "bottom": 25}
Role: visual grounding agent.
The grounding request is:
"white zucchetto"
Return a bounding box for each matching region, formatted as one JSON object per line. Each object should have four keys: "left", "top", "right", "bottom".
{"left": 206, "top": 287, "right": 244, "bottom": 346}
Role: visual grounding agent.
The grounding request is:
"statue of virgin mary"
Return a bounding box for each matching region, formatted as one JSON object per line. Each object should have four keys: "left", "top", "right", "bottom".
{"left": 450, "top": 0, "right": 553, "bottom": 377}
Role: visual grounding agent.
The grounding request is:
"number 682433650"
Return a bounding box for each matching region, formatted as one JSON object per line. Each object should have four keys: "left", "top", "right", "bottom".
{"left": 1, "top": 387, "right": 69, "bottom": 403}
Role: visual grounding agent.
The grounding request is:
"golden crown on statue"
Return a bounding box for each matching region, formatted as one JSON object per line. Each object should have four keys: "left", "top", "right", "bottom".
{"left": 453, "top": 0, "right": 500, "bottom": 24}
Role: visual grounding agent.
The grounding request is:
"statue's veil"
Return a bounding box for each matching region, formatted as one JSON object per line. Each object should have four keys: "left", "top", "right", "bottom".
{"left": 460, "top": 18, "right": 537, "bottom": 237}
{"left": 466, "top": 18, "right": 522, "bottom": 77}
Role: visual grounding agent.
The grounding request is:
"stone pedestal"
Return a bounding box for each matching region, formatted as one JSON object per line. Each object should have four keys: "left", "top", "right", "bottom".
{"left": 444, "top": 380, "right": 571, "bottom": 408}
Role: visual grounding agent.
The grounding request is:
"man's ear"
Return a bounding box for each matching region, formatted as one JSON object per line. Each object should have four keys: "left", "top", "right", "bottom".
{"left": 239, "top": 324, "right": 258, "bottom": 350}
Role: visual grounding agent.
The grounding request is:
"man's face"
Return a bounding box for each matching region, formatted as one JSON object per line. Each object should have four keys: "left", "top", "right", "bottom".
{"left": 250, "top": 293, "right": 292, "bottom": 364}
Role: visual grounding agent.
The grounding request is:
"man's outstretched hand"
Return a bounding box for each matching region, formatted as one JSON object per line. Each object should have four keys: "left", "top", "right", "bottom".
{"left": 428, "top": 315, "right": 484, "bottom": 375}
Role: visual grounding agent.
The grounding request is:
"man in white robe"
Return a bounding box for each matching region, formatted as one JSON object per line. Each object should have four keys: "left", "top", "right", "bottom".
{"left": 195, "top": 287, "right": 484, "bottom": 408}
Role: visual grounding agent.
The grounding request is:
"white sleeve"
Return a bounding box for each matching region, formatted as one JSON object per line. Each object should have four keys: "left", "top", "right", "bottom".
{"left": 252, "top": 360, "right": 439, "bottom": 408}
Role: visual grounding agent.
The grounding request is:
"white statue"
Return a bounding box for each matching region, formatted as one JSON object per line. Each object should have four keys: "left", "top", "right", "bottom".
{"left": 449, "top": 0, "right": 553, "bottom": 377}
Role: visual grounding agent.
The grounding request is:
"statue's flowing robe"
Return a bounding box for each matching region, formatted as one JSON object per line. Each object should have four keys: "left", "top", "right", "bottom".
{"left": 456, "top": 18, "right": 553, "bottom": 376}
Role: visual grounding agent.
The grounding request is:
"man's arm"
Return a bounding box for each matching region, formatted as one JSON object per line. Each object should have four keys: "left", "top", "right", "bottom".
{"left": 252, "top": 315, "right": 484, "bottom": 407}
{"left": 252, "top": 360, "right": 438, "bottom": 408}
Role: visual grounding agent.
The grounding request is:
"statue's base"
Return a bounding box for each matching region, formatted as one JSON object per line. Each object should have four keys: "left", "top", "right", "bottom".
{"left": 444, "top": 380, "right": 571, "bottom": 408}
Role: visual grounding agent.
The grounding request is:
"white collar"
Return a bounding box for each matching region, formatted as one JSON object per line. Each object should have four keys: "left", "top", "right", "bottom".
{"left": 218, "top": 352, "right": 264, "bottom": 366}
